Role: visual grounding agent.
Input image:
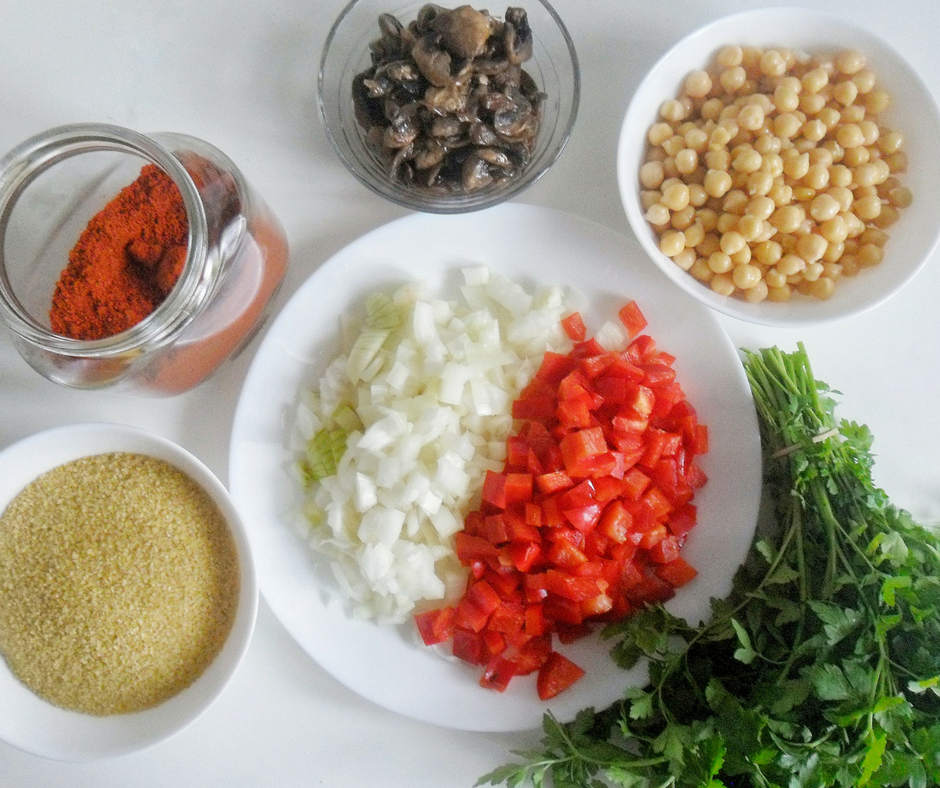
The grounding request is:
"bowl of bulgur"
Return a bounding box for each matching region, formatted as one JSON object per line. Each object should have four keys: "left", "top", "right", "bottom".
{"left": 0, "top": 423, "right": 258, "bottom": 761}
{"left": 617, "top": 7, "right": 940, "bottom": 326}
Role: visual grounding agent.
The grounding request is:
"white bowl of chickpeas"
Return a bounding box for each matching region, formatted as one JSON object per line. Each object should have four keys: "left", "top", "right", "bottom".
{"left": 617, "top": 7, "right": 940, "bottom": 325}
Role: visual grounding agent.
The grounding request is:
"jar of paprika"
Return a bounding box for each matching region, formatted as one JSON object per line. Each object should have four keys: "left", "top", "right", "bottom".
{"left": 0, "top": 124, "right": 289, "bottom": 394}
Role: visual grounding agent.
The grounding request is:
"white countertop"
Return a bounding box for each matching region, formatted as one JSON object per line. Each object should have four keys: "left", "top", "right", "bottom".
{"left": 1, "top": 1, "right": 938, "bottom": 785}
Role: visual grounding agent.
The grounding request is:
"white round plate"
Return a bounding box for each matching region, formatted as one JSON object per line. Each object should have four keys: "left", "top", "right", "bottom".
{"left": 228, "top": 203, "right": 761, "bottom": 732}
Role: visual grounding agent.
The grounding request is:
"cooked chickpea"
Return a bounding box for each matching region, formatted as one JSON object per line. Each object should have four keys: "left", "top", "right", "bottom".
{"left": 836, "top": 123, "right": 864, "bottom": 148}
{"left": 703, "top": 169, "right": 732, "bottom": 199}
{"left": 833, "top": 80, "right": 859, "bottom": 107}
{"left": 673, "top": 249, "right": 697, "bottom": 271}
{"left": 732, "top": 263, "right": 762, "bottom": 289}
{"left": 659, "top": 229, "right": 687, "bottom": 257}
{"left": 796, "top": 232, "right": 828, "bottom": 263}
{"left": 732, "top": 148, "right": 763, "bottom": 173}
{"left": 640, "top": 44, "right": 910, "bottom": 308}
{"left": 858, "top": 242, "right": 884, "bottom": 267}
{"left": 720, "top": 66, "right": 747, "bottom": 93}
{"left": 684, "top": 70, "right": 713, "bottom": 98}
{"left": 754, "top": 240, "right": 783, "bottom": 267}
{"left": 887, "top": 186, "right": 913, "bottom": 208}
{"left": 648, "top": 122, "right": 673, "bottom": 146}
{"left": 675, "top": 149, "right": 699, "bottom": 175}
{"left": 710, "top": 272, "right": 736, "bottom": 296}
{"left": 717, "top": 45, "right": 743, "bottom": 68}
{"left": 853, "top": 194, "right": 883, "bottom": 221}
{"left": 810, "top": 193, "right": 840, "bottom": 222}
{"left": 777, "top": 253, "right": 806, "bottom": 276}
{"left": 804, "top": 163, "right": 830, "bottom": 190}
{"left": 639, "top": 161, "right": 665, "bottom": 189}
{"left": 770, "top": 204, "right": 805, "bottom": 233}
{"left": 865, "top": 88, "right": 891, "bottom": 114}
{"left": 684, "top": 221, "right": 706, "bottom": 248}
{"left": 661, "top": 182, "right": 691, "bottom": 211}
{"left": 737, "top": 103, "right": 765, "bottom": 131}
{"left": 835, "top": 49, "right": 866, "bottom": 75}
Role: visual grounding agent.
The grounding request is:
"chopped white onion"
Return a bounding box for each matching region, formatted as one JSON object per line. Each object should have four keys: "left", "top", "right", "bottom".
{"left": 292, "top": 268, "right": 579, "bottom": 623}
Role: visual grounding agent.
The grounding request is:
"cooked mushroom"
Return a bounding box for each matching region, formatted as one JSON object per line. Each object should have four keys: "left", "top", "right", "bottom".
{"left": 352, "top": 4, "right": 545, "bottom": 195}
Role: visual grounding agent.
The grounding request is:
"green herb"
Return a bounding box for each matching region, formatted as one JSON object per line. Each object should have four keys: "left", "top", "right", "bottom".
{"left": 480, "top": 344, "right": 940, "bottom": 788}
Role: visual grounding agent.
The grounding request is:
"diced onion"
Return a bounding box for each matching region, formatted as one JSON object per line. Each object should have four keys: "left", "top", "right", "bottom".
{"left": 291, "top": 268, "right": 578, "bottom": 623}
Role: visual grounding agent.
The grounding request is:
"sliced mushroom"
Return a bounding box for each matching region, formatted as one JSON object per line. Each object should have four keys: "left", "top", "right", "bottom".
{"left": 411, "top": 33, "right": 453, "bottom": 87}
{"left": 433, "top": 6, "right": 494, "bottom": 59}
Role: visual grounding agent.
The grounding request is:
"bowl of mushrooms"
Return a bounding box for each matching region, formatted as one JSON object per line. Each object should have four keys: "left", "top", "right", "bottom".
{"left": 318, "top": 0, "right": 580, "bottom": 213}
{"left": 617, "top": 7, "right": 940, "bottom": 326}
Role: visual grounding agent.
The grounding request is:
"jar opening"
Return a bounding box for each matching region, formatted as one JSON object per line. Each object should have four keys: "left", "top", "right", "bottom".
{"left": 0, "top": 125, "right": 211, "bottom": 355}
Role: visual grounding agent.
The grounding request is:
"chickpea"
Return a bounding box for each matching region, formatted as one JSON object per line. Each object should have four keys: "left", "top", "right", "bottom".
{"left": 639, "top": 44, "right": 910, "bottom": 307}
{"left": 888, "top": 186, "right": 913, "bottom": 208}
{"left": 796, "top": 232, "right": 828, "bottom": 263}
{"left": 684, "top": 70, "right": 713, "bottom": 98}
{"left": 684, "top": 221, "right": 706, "bottom": 248}
{"left": 853, "top": 194, "right": 883, "bottom": 221}
{"left": 804, "top": 163, "right": 830, "bottom": 190}
{"left": 732, "top": 264, "right": 762, "bottom": 289}
{"left": 754, "top": 240, "right": 783, "bottom": 267}
{"left": 717, "top": 45, "right": 743, "bottom": 68}
{"left": 737, "top": 103, "right": 765, "bottom": 131}
{"left": 742, "top": 279, "right": 769, "bottom": 303}
{"left": 770, "top": 204, "right": 805, "bottom": 233}
{"left": 671, "top": 205, "right": 696, "bottom": 230}
{"left": 720, "top": 66, "right": 747, "bottom": 93}
{"left": 732, "top": 148, "right": 763, "bottom": 173}
{"left": 703, "top": 169, "right": 732, "bottom": 199}
{"left": 661, "top": 182, "right": 691, "bottom": 211}
{"left": 833, "top": 80, "right": 859, "bottom": 107}
{"left": 810, "top": 193, "right": 840, "bottom": 222}
{"left": 675, "top": 148, "right": 699, "bottom": 174}
{"left": 707, "top": 251, "right": 733, "bottom": 274}
{"left": 777, "top": 254, "right": 806, "bottom": 276}
{"left": 802, "top": 67, "right": 829, "bottom": 94}
{"left": 648, "top": 122, "right": 673, "bottom": 146}
{"left": 689, "top": 258, "right": 714, "bottom": 282}
{"left": 858, "top": 242, "right": 884, "bottom": 267}
{"left": 767, "top": 284, "right": 793, "bottom": 302}
{"left": 639, "top": 160, "right": 665, "bottom": 189}
{"left": 836, "top": 123, "right": 864, "bottom": 148}
{"left": 820, "top": 215, "right": 849, "bottom": 245}
{"left": 659, "top": 229, "right": 686, "bottom": 257}
{"left": 673, "top": 248, "right": 698, "bottom": 271}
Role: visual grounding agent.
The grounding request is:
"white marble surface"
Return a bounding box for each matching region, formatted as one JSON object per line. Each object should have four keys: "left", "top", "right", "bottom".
{"left": 1, "top": 1, "right": 938, "bottom": 785}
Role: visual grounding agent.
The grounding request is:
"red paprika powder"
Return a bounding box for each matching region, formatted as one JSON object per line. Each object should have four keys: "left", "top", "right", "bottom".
{"left": 49, "top": 164, "right": 188, "bottom": 340}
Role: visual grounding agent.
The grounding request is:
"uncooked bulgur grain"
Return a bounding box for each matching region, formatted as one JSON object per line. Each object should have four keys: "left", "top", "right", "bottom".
{"left": 0, "top": 452, "right": 239, "bottom": 716}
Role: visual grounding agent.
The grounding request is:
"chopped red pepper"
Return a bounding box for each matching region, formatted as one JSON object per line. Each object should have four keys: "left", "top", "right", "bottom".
{"left": 414, "top": 300, "right": 709, "bottom": 699}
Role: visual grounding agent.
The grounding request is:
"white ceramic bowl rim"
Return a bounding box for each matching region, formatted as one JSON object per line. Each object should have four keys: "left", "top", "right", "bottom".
{"left": 617, "top": 6, "right": 940, "bottom": 327}
{"left": 0, "top": 423, "right": 259, "bottom": 762}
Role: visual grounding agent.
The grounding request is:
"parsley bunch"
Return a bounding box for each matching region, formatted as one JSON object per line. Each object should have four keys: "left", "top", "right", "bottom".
{"left": 480, "top": 344, "right": 940, "bottom": 788}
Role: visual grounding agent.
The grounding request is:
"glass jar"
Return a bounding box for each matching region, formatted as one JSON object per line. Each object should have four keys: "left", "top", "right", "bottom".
{"left": 0, "top": 124, "right": 289, "bottom": 395}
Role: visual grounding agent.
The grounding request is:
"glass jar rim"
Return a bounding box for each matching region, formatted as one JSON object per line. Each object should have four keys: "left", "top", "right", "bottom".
{"left": 0, "top": 123, "right": 214, "bottom": 355}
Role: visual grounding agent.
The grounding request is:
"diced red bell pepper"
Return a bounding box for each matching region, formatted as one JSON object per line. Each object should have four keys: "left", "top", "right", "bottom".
{"left": 618, "top": 300, "right": 648, "bottom": 338}
{"left": 561, "top": 311, "right": 587, "bottom": 341}
{"left": 480, "top": 655, "right": 517, "bottom": 692}
{"left": 414, "top": 606, "right": 455, "bottom": 646}
{"left": 416, "top": 298, "right": 709, "bottom": 700}
{"left": 656, "top": 556, "right": 698, "bottom": 588}
{"left": 537, "top": 651, "right": 586, "bottom": 700}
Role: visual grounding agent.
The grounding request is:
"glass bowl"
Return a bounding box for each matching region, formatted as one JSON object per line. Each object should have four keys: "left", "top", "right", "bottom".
{"left": 617, "top": 7, "right": 940, "bottom": 327}
{"left": 318, "top": 0, "right": 580, "bottom": 213}
{"left": 0, "top": 423, "right": 258, "bottom": 761}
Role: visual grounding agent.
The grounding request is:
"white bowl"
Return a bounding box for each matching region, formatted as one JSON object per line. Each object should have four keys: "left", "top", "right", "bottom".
{"left": 0, "top": 423, "right": 258, "bottom": 762}
{"left": 617, "top": 7, "right": 940, "bottom": 326}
